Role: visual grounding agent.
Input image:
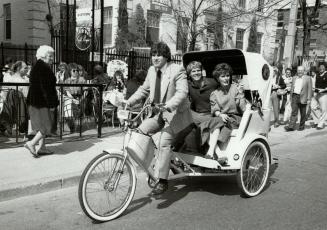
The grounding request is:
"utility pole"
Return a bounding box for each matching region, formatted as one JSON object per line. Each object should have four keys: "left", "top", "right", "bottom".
{"left": 283, "top": 0, "right": 299, "bottom": 68}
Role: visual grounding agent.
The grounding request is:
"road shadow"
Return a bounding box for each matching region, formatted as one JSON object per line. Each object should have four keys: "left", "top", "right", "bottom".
{"left": 149, "top": 176, "right": 239, "bottom": 209}
{"left": 0, "top": 128, "right": 121, "bottom": 149}
{"left": 305, "top": 130, "right": 327, "bottom": 138}
{"left": 150, "top": 162, "right": 280, "bottom": 209}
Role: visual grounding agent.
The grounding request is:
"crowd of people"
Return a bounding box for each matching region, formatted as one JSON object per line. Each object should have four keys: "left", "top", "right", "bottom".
{"left": 269, "top": 63, "right": 327, "bottom": 132}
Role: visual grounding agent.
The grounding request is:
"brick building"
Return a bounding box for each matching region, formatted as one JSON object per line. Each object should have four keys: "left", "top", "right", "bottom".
{"left": 274, "top": 2, "right": 327, "bottom": 64}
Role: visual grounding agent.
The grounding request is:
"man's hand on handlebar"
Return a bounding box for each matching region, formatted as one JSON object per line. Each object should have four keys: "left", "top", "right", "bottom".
{"left": 152, "top": 103, "right": 170, "bottom": 113}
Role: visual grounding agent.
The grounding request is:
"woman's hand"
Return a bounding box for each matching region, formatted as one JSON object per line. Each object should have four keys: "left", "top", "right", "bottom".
{"left": 65, "top": 91, "right": 73, "bottom": 99}
{"left": 237, "top": 83, "right": 244, "bottom": 94}
{"left": 272, "top": 83, "right": 280, "bottom": 90}
{"left": 219, "top": 113, "right": 230, "bottom": 123}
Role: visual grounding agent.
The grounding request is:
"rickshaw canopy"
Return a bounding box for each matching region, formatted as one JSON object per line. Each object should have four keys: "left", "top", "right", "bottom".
{"left": 182, "top": 49, "right": 273, "bottom": 108}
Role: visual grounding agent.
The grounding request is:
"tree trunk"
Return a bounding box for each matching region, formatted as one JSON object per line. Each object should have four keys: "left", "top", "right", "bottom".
{"left": 188, "top": 0, "right": 197, "bottom": 51}
{"left": 188, "top": 36, "right": 196, "bottom": 51}
{"left": 301, "top": 0, "right": 310, "bottom": 57}
{"left": 302, "top": 28, "right": 311, "bottom": 57}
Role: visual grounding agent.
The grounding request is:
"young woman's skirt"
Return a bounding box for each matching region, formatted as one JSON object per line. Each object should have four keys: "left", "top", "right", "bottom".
{"left": 199, "top": 114, "right": 242, "bottom": 145}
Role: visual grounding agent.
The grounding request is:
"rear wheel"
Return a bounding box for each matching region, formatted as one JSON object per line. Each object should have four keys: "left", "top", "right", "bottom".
{"left": 78, "top": 152, "right": 136, "bottom": 222}
{"left": 236, "top": 141, "right": 270, "bottom": 197}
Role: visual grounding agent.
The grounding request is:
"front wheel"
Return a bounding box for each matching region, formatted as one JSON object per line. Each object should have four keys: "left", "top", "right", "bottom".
{"left": 236, "top": 141, "right": 270, "bottom": 197}
{"left": 78, "top": 152, "right": 137, "bottom": 222}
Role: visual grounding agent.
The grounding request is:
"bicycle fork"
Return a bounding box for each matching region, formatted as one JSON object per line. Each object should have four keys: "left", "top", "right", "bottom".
{"left": 104, "top": 133, "right": 131, "bottom": 192}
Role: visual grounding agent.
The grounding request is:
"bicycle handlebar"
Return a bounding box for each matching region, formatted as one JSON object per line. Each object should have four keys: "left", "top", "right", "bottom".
{"left": 120, "top": 103, "right": 166, "bottom": 124}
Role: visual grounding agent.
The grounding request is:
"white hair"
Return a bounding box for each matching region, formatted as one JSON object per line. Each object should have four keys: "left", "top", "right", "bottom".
{"left": 36, "top": 45, "right": 54, "bottom": 60}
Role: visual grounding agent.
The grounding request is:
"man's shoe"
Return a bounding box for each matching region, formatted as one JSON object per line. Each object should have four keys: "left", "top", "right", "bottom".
{"left": 298, "top": 126, "right": 305, "bottom": 131}
{"left": 312, "top": 124, "right": 318, "bottom": 128}
{"left": 316, "top": 126, "right": 324, "bottom": 130}
{"left": 151, "top": 180, "right": 168, "bottom": 196}
{"left": 284, "top": 126, "right": 294, "bottom": 132}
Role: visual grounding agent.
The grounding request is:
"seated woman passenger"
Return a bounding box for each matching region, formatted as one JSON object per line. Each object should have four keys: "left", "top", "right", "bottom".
{"left": 187, "top": 61, "right": 218, "bottom": 124}
{"left": 202, "top": 63, "right": 247, "bottom": 159}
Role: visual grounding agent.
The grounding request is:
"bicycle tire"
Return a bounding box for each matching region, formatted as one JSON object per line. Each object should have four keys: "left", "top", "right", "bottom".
{"left": 78, "top": 152, "right": 137, "bottom": 222}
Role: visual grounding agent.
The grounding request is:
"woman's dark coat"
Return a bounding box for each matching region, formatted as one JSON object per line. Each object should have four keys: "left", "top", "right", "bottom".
{"left": 26, "top": 59, "right": 59, "bottom": 108}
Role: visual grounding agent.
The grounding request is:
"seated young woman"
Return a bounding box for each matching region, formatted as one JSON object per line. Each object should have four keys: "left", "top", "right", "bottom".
{"left": 201, "top": 63, "right": 247, "bottom": 159}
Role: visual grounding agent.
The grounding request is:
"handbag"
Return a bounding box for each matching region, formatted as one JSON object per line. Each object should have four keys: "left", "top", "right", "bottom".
{"left": 126, "top": 130, "right": 156, "bottom": 171}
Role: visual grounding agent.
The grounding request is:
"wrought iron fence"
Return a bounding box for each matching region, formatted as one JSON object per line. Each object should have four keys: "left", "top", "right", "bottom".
{"left": 1, "top": 41, "right": 183, "bottom": 81}
{"left": 0, "top": 82, "right": 106, "bottom": 143}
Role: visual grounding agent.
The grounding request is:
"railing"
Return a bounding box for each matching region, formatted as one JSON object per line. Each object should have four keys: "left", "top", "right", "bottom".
{"left": 0, "top": 42, "right": 183, "bottom": 80}
{"left": 0, "top": 82, "right": 106, "bottom": 143}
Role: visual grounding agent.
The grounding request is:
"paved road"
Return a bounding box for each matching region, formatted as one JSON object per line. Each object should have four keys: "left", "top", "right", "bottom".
{"left": 0, "top": 129, "right": 327, "bottom": 230}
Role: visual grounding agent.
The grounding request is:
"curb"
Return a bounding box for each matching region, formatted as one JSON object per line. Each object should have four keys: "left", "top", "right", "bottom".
{"left": 0, "top": 165, "right": 143, "bottom": 203}
{"left": 0, "top": 173, "right": 81, "bottom": 202}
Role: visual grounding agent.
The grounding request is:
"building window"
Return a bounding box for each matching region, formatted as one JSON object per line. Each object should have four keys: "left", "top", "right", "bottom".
{"left": 3, "top": 4, "right": 11, "bottom": 40}
{"left": 312, "top": 11, "right": 319, "bottom": 25}
{"left": 277, "top": 11, "right": 284, "bottom": 27}
{"left": 94, "top": 0, "right": 100, "bottom": 10}
{"left": 103, "top": 6, "right": 113, "bottom": 46}
{"left": 257, "top": 32, "right": 263, "bottom": 53}
{"left": 238, "top": 0, "right": 246, "bottom": 8}
{"left": 310, "top": 38, "right": 317, "bottom": 48}
{"left": 296, "top": 10, "right": 302, "bottom": 26}
{"left": 257, "top": 0, "right": 264, "bottom": 12}
{"left": 146, "top": 10, "right": 160, "bottom": 46}
{"left": 236, "top": 28, "right": 245, "bottom": 49}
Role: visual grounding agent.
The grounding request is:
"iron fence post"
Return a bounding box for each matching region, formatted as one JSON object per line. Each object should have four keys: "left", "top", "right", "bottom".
{"left": 24, "top": 43, "right": 28, "bottom": 64}
{"left": 15, "top": 86, "right": 19, "bottom": 143}
{"left": 60, "top": 85, "right": 64, "bottom": 140}
{"left": 1, "top": 42, "right": 4, "bottom": 67}
{"left": 97, "top": 84, "right": 103, "bottom": 138}
{"left": 79, "top": 86, "right": 82, "bottom": 137}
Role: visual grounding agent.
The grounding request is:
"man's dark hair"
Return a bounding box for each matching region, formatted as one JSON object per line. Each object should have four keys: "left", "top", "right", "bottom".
{"left": 150, "top": 42, "right": 171, "bottom": 62}
{"left": 285, "top": 67, "right": 292, "bottom": 72}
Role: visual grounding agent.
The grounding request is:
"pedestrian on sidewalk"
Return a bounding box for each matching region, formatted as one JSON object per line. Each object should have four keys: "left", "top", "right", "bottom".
{"left": 280, "top": 68, "right": 293, "bottom": 124}
{"left": 284, "top": 66, "right": 312, "bottom": 132}
{"left": 24, "top": 45, "right": 59, "bottom": 158}
{"left": 270, "top": 66, "right": 286, "bottom": 127}
{"left": 311, "top": 64, "right": 327, "bottom": 129}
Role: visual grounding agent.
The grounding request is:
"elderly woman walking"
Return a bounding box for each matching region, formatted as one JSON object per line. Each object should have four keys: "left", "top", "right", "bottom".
{"left": 24, "top": 45, "right": 59, "bottom": 158}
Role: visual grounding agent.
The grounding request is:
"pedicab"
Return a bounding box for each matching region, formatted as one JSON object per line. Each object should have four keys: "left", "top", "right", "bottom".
{"left": 78, "top": 49, "right": 274, "bottom": 222}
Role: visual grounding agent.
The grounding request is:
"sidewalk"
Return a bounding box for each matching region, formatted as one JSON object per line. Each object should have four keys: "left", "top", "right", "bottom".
{"left": 0, "top": 127, "right": 124, "bottom": 202}
{"left": 0, "top": 121, "right": 326, "bottom": 202}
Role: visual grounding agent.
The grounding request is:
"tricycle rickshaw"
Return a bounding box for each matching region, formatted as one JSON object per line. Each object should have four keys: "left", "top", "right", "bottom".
{"left": 78, "top": 49, "right": 274, "bottom": 222}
